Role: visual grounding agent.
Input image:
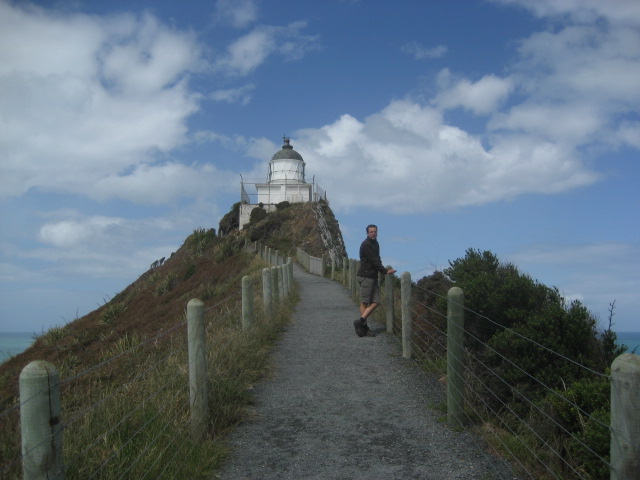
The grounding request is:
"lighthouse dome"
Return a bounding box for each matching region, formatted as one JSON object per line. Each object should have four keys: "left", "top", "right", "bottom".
{"left": 268, "top": 137, "right": 306, "bottom": 184}
{"left": 271, "top": 138, "right": 303, "bottom": 161}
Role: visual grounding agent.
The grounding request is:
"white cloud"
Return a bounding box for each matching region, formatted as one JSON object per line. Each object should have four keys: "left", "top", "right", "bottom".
{"left": 210, "top": 83, "right": 256, "bottom": 105}
{"left": 434, "top": 70, "right": 515, "bottom": 115}
{"left": 0, "top": 3, "right": 203, "bottom": 200}
{"left": 401, "top": 42, "right": 447, "bottom": 60}
{"left": 27, "top": 205, "right": 216, "bottom": 279}
{"left": 294, "top": 97, "right": 598, "bottom": 213}
{"left": 91, "top": 162, "right": 237, "bottom": 204}
{"left": 493, "top": 0, "right": 640, "bottom": 25}
{"left": 39, "top": 217, "right": 124, "bottom": 248}
{"left": 616, "top": 122, "right": 640, "bottom": 149}
{"left": 489, "top": 102, "right": 602, "bottom": 144}
{"left": 215, "top": 0, "right": 258, "bottom": 28}
{"left": 214, "top": 22, "right": 319, "bottom": 76}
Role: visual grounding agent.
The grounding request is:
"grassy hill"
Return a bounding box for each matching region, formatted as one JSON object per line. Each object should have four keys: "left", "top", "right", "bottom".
{"left": 0, "top": 200, "right": 345, "bottom": 478}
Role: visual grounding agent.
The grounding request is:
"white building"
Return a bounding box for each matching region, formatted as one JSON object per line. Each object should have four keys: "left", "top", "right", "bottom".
{"left": 239, "top": 138, "right": 324, "bottom": 229}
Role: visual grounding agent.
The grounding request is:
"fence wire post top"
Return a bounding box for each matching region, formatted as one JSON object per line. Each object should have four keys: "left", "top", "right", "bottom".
{"left": 188, "top": 298, "right": 204, "bottom": 308}
{"left": 20, "top": 359, "right": 58, "bottom": 378}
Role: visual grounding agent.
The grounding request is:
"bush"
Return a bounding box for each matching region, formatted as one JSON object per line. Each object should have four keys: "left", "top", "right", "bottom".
{"left": 249, "top": 207, "right": 267, "bottom": 225}
{"left": 441, "top": 248, "right": 617, "bottom": 479}
{"left": 188, "top": 228, "right": 216, "bottom": 257}
{"left": 154, "top": 273, "right": 177, "bottom": 296}
{"left": 219, "top": 202, "right": 240, "bottom": 236}
{"left": 102, "top": 301, "right": 128, "bottom": 325}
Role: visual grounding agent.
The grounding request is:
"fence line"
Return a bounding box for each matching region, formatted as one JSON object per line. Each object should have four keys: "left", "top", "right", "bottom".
{"left": 6, "top": 245, "right": 637, "bottom": 479}
{"left": 2, "top": 248, "right": 293, "bottom": 479}
{"left": 326, "top": 254, "right": 638, "bottom": 480}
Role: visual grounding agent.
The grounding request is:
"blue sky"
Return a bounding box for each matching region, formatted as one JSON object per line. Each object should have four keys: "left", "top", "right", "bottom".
{"left": 1, "top": 0, "right": 638, "bottom": 334}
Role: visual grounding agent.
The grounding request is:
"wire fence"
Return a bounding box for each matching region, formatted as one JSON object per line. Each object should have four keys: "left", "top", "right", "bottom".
{"left": 1, "top": 249, "right": 291, "bottom": 480}
{"left": 3, "top": 249, "right": 636, "bottom": 479}
{"left": 408, "top": 282, "right": 609, "bottom": 479}
{"left": 331, "top": 258, "right": 637, "bottom": 480}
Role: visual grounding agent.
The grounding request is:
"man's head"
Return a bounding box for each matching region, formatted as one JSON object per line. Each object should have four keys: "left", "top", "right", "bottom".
{"left": 366, "top": 224, "right": 378, "bottom": 240}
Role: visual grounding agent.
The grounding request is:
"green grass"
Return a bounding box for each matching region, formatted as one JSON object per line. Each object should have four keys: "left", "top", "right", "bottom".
{"left": 154, "top": 272, "right": 178, "bottom": 296}
{"left": 102, "top": 301, "right": 128, "bottom": 325}
{"left": 1, "top": 257, "right": 297, "bottom": 479}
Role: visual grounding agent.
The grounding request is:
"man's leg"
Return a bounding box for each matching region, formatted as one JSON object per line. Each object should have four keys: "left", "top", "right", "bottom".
{"left": 354, "top": 302, "right": 378, "bottom": 337}
{"left": 361, "top": 302, "right": 379, "bottom": 320}
{"left": 355, "top": 277, "right": 378, "bottom": 337}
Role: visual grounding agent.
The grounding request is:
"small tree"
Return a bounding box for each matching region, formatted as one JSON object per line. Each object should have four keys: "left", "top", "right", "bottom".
{"left": 249, "top": 206, "right": 267, "bottom": 225}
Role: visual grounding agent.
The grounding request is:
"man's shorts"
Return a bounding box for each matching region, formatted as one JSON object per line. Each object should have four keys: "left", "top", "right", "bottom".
{"left": 357, "top": 276, "right": 381, "bottom": 305}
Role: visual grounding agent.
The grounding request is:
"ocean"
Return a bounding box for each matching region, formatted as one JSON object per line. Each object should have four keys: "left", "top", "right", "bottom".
{"left": 0, "top": 332, "right": 35, "bottom": 364}
{"left": 0, "top": 330, "right": 638, "bottom": 365}
{"left": 616, "top": 331, "right": 640, "bottom": 354}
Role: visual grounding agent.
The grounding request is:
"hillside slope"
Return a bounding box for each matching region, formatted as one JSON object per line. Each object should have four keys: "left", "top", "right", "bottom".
{"left": 0, "top": 201, "right": 345, "bottom": 406}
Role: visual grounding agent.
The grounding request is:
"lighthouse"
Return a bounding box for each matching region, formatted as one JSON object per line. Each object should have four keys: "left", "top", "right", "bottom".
{"left": 254, "top": 137, "right": 311, "bottom": 204}
{"left": 239, "top": 137, "right": 323, "bottom": 229}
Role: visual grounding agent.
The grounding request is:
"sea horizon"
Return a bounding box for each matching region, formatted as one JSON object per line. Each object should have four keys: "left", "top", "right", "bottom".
{"left": 1, "top": 330, "right": 639, "bottom": 364}
{"left": 0, "top": 332, "right": 36, "bottom": 363}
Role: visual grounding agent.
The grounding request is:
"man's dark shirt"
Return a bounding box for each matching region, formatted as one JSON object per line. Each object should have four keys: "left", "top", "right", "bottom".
{"left": 357, "top": 237, "right": 387, "bottom": 278}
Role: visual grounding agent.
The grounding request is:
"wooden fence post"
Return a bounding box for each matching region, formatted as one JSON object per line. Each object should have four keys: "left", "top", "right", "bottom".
{"left": 289, "top": 259, "right": 294, "bottom": 292}
{"left": 262, "top": 268, "right": 272, "bottom": 321}
{"left": 270, "top": 267, "right": 278, "bottom": 307}
{"left": 278, "top": 266, "right": 285, "bottom": 302}
{"left": 187, "top": 298, "right": 208, "bottom": 440}
{"left": 401, "top": 272, "right": 412, "bottom": 359}
{"left": 610, "top": 353, "right": 640, "bottom": 480}
{"left": 20, "top": 361, "right": 63, "bottom": 480}
{"left": 447, "top": 287, "right": 465, "bottom": 428}
{"left": 281, "top": 263, "right": 289, "bottom": 298}
{"left": 241, "top": 276, "right": 255, "bottom": 329}
{"left": 343, "top": 257, "right": 348, "bottom": 286}
{"left": 350, "top": 259, "right": 358, "bottom": 299}
{"left": 385, "top": 270, "right": 394, "bottom": 333}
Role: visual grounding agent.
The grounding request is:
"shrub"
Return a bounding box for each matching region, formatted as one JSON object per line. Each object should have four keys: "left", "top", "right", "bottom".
{"left": 102, "top": 301, "right": 128, "bottom": 325}
{"left": 184, "top": 262, "right": 197, "bottom": 280}
{"left": 154, "top": 273, "right": 177, "bottom": 296}
{"left": 218, "top": 202, "right": 240, "bottom": 236}
{"left": 188, "top": 227, "right": 216, "bottom": 257}
{"left": 249, "top": 207, "right": 267, "bottom": 225}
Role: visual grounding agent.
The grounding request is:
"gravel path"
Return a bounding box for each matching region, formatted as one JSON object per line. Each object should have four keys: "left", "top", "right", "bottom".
{"left": 215, "top": 265, "right": 514, "bottom": 480}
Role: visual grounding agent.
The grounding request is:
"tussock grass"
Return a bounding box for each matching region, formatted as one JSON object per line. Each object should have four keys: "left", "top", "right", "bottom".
{"left": 154, "top": 272, "right": 178, "bottom": 296}
{"left": 101, "top": 301, "right": 127, "bottom": 325}
{"left": 0, "top": 257, "right": 297, "bottom": 479}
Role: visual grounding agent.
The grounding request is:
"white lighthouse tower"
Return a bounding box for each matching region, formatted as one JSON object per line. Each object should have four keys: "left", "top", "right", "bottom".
{"left": 256, "top": 137, "right": 310, "bottom": 204}
{"left": 239, "top": 137, "right": 321, "bottom": 229}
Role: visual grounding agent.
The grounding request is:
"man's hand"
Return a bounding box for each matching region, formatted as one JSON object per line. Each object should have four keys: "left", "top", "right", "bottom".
{"left": 387, "top": 269, "right": 397, "bottom": 275}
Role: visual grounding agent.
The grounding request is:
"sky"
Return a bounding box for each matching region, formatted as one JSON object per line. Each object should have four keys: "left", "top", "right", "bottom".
{"left": 1, "top": 0, "right": 638, "bottom": 335}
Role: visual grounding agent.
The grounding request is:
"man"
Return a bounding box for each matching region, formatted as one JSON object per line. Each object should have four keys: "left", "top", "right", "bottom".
{"left": 354, "top": 224, "right": 396, "bottom": 337}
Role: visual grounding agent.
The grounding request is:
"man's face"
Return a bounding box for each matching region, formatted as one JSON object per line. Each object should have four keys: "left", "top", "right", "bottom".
{"left": 367, "top": 227, "right": 378, "bottom": 240}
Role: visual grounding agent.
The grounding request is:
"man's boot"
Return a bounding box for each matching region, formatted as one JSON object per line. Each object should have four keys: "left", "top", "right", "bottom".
{"left": 353, "top": 317, "right": 367, "bottom": 337}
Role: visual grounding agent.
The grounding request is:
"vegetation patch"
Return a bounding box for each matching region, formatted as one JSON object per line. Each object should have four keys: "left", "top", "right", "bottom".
{"left": 102, "top": 301, "right": 127, "bottom": 325}
{"left": 386, "top": 248, "right": 625, "bottom": 480}
{"left": 154, "top": 272, "right": 178, "bottom": 296}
